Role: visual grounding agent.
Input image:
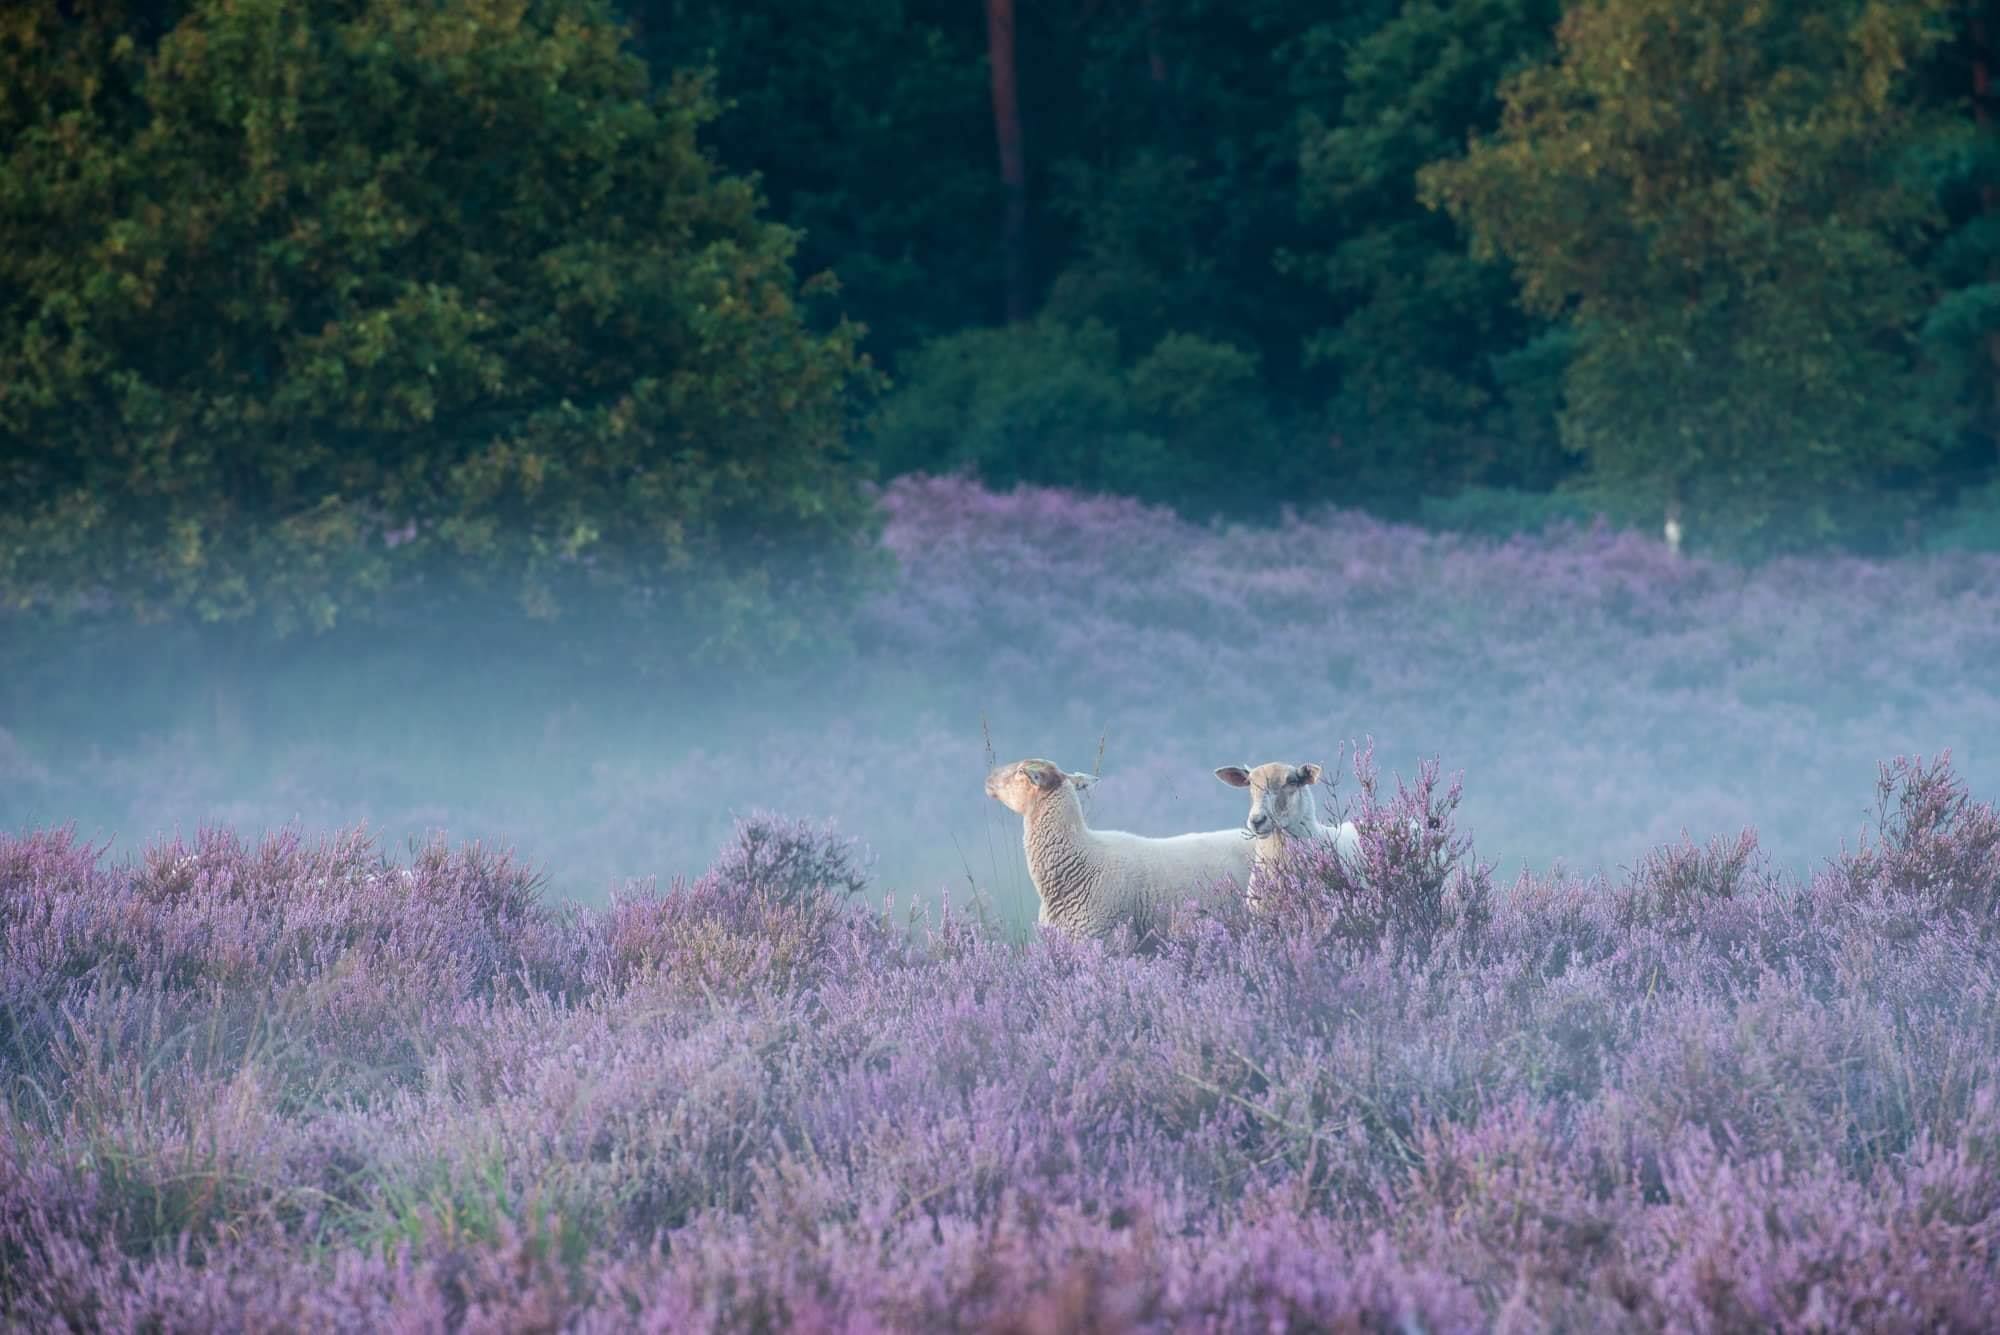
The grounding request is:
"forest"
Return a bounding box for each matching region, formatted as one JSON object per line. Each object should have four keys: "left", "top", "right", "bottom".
{"left": 6, "top": 0, "right": 2000, "bottom": 671}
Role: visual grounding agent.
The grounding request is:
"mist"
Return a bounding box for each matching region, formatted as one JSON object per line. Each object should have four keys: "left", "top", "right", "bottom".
{"left": 9, "top": 475, "right": 1995, "bottom": 920}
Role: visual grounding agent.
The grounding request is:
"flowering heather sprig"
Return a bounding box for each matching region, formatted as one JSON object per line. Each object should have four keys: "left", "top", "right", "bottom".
{"left": 599, "top": 813, "right": 891, "bottom": 1000}
{"left": 3, "top": 760, "right": 2000, "bottom": 1330}
{"left": 1843, "top": 752, "right": 2000, "bottom": 926}
{"left": 1614, "top": 827, "right": 1773, "bottom": 932}
{"left": 1248, "top": 742, "right": 1492, "bottom": 966}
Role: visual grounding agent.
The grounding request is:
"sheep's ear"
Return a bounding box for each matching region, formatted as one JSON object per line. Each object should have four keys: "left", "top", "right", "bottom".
{"left": 1025, "top": 763, "right": 1063, "bottom": 791}
{"left": 1215, "top": 766, "right": 1252, "bottom": 789}
{"left": 1295, "top": 763, "right": 1322, "bottom": 787}
{"left": 1067, "top": 771, "right": 1096, "bottom": 790}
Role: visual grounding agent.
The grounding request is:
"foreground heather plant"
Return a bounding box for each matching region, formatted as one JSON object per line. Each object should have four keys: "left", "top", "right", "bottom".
{"left": 3, "top": 759, "right": 1999, "bottom": 1331}
{"left": 1836, "top": 752, "right": 2000, "bottom": 927}
{"left": 1249, "top": 742, "right": 1492, "bottom": 966}
{"left": 600, "top": 812, "right": 889, "bottom": 997}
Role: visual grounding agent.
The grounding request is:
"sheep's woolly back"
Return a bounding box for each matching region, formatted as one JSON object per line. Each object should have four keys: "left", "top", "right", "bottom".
{"left": 987, "top": 759, "right": 1253, "bottom": 937}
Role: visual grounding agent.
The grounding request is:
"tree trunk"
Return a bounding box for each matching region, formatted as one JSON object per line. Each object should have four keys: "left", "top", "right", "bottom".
{"left": 1975, "top": 13, "right": 2000, "bottom": 458}
{"left": 985, "top": 0, "right": 1028, "bottom": 324}
{"left": 1142, "top": 0, "right": 1176, "bottom": 143}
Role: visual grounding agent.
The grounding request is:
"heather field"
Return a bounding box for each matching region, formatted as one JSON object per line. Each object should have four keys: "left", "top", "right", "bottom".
{"left": 5, "top": 475, "right": 2000, "bottom": 914}
{"left": 3, "top": 753, "right": 1999, "bottom": 1330}
{"left": 5, "top": 483, "right": 2000, "bottom": 1331}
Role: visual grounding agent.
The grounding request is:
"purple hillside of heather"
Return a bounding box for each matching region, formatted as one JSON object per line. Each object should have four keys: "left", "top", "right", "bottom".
{"left": 7, "top": 475, "right": 1999, "bottom": 909}
{"left": 4, "top": 757, "right": 1999, "bottom": 1330}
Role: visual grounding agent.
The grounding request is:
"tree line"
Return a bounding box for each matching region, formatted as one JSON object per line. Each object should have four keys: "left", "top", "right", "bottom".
{"left": 3, "top": 0, "right": 1997, "bottom": 658}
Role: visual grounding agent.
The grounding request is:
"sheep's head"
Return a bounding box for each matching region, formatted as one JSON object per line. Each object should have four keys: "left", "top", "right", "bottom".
{"left": 985, "top": 758, "right": 1095, "bottom": 815}
{"left": 1215, "top": 761, "right": 1322, "bottom": 838}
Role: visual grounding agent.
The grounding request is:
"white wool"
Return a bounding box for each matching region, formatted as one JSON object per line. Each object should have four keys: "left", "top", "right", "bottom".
{"left": 985, "top": 758, "right": 1253, "bottom": 938}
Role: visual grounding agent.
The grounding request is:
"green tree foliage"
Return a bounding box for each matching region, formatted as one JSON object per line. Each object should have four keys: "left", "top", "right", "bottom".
{"left": 629, "top": 0, "right": 1997, "bottom": 544}
{"left": 1290, "top": 0, "right": 1567, "bottom": 508}
{"left": 610, "top": 2, "right": 1577, "bottom": 519}
{"left": 1927, "top": 476, "right": 2000, "bottom": 550}
{"left": 867, "top": 317, "right": 1296, "bottom": 510}
{"left": 621, "top": 1, "right": 999, "bottom": 358}
{"left": 0, "top": 0, "right": 876, "bottom": 650}
{"left": 1911, "top": 7, "right": 2000, "bottom": 486}
{"left": 1030, "top": 0, "right": 1348, "bottom": 377}
{"left": 861, "top": 0, "right": 1569, "bottom": 517}
{"left": 1421, "top": 0, "right": 1959, "bottom": 553}
{"left": 855, "top": 1, "right": 1393, "bottom": 510}
{"left": 10, "top": 0, "right": 1993, "bottom": 588}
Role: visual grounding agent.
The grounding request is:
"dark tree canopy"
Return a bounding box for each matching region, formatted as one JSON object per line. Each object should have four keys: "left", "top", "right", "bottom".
{"left": 0, "top": 0, "right": 877, "bottom": 647}
{"left": 6, "top": 0, "right": 2000, "bottom": 600}
{"left": 1421, "top": 0, "right": 1957, "bottom": 551}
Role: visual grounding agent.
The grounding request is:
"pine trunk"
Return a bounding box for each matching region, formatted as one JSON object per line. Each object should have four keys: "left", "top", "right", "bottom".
{"left": 985, "top": 0, "right": 1028, "bottom": 323}
{"left": 1976, "top": 14, "right": 2000, "bottom": 457}
{"left": 1143, "top": 0, "right": 1175, "bottom": 141}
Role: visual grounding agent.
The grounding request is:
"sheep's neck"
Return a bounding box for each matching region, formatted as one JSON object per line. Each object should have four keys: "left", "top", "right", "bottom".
{"left": 1023, "top": 790, "right": 1097, "bottom": 925}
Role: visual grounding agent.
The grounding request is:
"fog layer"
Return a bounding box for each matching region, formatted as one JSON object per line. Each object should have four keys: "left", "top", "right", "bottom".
{"left": 6, "top": 475, "right": 1996, "bottom": 917}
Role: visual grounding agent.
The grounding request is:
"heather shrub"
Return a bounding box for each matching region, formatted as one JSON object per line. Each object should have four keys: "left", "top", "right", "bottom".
{"left": 1251, "top": 746, "right": 1491, "bottom": 968}
{"left": 1842, "top": 753, "right": 2000, "bottom": 927}
{"left": 1614, "top": 828, "right": 1773, "bottom": 932}
{"left": 1387, "top": 1097, "right": 1642, "bottom": 1323}
{"left": 4, "top": 757, "right": 2000, "bottom": 1329}
{"left": 1635, "top": 1122, "right": 2000, "bottom": 1333}
{"left": 0, "top": 825, "right": 580, "bottom": 1115}
{"left": 1483, "top": 869, "right": 1622, "bottom": 986}
{"left": 600, "top": 814, "right": 889, "bottom": 998}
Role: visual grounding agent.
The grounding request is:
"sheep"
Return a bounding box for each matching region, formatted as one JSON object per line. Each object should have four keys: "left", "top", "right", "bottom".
{"left": 1214, "top": 761, "right": 1360, "bottom": 906}
{"left": 1216, "top": 760, "right": 1438, "bottom": 908}
{"left": 985, "top": 757, "right": 1256, "bottom": 937}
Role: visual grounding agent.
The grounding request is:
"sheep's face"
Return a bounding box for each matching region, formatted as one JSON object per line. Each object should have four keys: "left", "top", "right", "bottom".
{"left": 985, "top": 758, "right": 1094, "bottom": 815}
{"left": 1215, "top": 761, "right": 1322, "bottom": 838}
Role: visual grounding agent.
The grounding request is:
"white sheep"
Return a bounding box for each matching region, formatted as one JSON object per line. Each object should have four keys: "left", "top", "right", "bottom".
{"left": 1214, "top": 761, "right": 1360, "bottom": 906}
{"left": 985, "top": 758, "right": 1255, "bottom": 937}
